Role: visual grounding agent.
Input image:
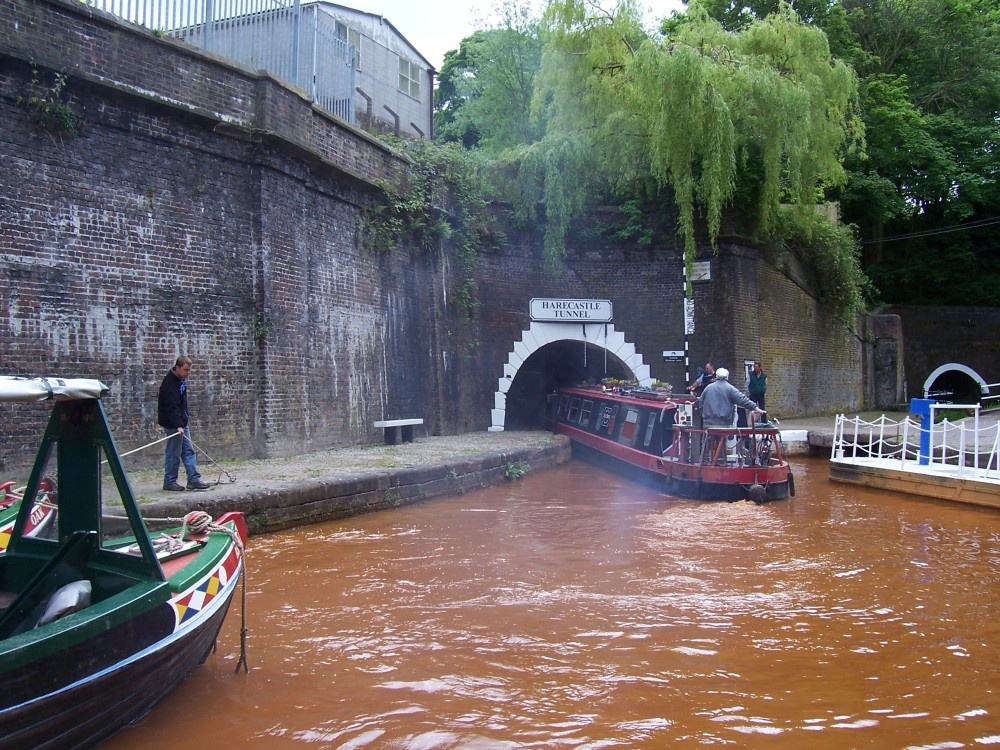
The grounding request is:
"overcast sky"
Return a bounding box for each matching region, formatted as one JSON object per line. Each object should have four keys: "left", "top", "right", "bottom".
{"left": 342, "top": 0, "right": 687, "bottom": 71}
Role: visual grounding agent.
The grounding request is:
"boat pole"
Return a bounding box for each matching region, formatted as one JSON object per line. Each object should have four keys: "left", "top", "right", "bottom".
{"left": 604, "top": 323, "right": 608, "bottom": 376}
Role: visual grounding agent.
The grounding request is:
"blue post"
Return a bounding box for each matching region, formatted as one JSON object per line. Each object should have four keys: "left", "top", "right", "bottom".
{"left": 910, "top": 398, "right": 936, "bottom": 465}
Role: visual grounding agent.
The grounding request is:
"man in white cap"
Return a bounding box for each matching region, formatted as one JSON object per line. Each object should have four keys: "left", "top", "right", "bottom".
{"left": 697, "top": 367, "right": 765, "bottom": 428}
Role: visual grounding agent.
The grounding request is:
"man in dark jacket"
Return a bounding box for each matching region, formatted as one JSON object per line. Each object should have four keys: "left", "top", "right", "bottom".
{"left": 747, "top": 360, "right": 767, "bottom": 411}
{"left": 157, "top": 355, "right": 210, "bottom": 491}
{"left": 686, "top": 362, "right": 716, "bottom": 396}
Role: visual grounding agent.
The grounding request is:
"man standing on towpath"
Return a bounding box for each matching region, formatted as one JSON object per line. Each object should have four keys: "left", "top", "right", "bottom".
{"left": 157, "top": 355, "right": 211, "bottom": 491}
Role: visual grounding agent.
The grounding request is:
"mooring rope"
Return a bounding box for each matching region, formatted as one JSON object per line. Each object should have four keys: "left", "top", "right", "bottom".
{"left": 182, "top": 435, "right": 237, "bottom": 485}
{"left": 234, "top": 561, "right": 249, "bottom": 674}
{"left": 183, "top": 511, "right": 248, "bottom": 671}
{"left": 99, "top": 433, "right": 173, "bottom": 465}
{"left": 130, "top": 510, "right": 250, "bottom": 672}
{"left": 98, "top": 432, "right": 238, "bottom": 485}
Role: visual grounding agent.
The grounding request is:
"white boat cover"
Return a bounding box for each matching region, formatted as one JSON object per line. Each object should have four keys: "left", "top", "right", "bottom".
{"left": 0, "top": 376, "right": 108, "bottom": 402}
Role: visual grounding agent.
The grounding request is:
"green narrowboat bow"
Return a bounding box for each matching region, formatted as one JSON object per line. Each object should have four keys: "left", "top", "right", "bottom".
{"left": 0, "top": 377, "right": 247, "bottom": 749}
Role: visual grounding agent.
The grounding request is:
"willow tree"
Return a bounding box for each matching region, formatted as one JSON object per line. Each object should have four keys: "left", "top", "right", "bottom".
{"left": 518, "top": 0, "right": 866, "bottom": 306}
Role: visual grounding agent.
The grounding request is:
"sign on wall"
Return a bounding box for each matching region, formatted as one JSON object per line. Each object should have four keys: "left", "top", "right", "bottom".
{"left": 530, "top": 298, "right": 613, "bottom": 323}
{"left": 691, "top": 260, "right": 712, "bottom": 282}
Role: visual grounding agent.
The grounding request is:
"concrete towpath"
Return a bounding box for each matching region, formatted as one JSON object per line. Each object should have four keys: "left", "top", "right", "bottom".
{"left": 126, "top": 430, "right": 572, "bottom": 536}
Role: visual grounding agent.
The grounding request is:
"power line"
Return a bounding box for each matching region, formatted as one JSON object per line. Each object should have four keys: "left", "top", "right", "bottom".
{"left": 861, "top": 216, "right": 1000, "bottom": 244}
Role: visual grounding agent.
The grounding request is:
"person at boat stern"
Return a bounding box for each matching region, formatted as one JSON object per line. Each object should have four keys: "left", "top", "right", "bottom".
{"left": 157, "top": 355, "right": 211, "bottom": 491}
{"left": 747, "top": 360, "right": 767, "bottom": 411}
{"left": 697, "top": 367, "right": 764, "bottom": 428}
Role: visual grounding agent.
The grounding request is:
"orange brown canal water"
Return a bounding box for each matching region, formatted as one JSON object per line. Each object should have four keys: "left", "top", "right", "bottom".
{"left": 105, "top": 456, "right": 1000, "bottom": 749}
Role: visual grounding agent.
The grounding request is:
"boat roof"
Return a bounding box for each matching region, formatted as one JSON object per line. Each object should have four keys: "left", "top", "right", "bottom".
{"left": 0, "top": 376, "right": 108, "bottom": 403}
{"left": 558, "top": 384, "right": 691, "bottom": 408}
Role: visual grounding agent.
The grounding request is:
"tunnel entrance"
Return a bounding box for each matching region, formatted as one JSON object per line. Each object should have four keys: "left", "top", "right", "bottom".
{"left": 490, "top": 322, "right": 655, "bottom": 431}
{"left": 504, "top": 341, "right": 633, "bottom": 430}
{"left": 923, "top": 364, "right": 988, "bottom": 405}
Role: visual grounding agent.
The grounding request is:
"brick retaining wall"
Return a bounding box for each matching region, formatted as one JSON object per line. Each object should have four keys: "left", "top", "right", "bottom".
{"left": 0, "top": 0, "right": 870, "bottom": 476}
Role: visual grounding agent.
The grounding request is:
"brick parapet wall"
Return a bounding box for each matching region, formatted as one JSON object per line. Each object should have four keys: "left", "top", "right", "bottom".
{"left": 2, "top": 0, "right": 407, "bottom": 189}
{"left": 0, "top": 0, "right": 438, "bottom": 470}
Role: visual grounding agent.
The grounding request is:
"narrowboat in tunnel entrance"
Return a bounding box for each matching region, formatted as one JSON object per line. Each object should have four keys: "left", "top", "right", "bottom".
{"left": 549, "top": 385, "right": 795, "bottom": 503}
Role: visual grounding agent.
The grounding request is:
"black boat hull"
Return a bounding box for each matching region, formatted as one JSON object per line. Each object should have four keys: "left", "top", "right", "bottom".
{"left": 0, "top": 592, "right": 235, "bottom": 750}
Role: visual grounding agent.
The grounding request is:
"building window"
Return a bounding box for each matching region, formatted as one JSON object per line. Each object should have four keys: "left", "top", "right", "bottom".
{"left": 398, "top": 57, "right": 420, "bottom": 99}
{"left": 335, "top": 22, "right": 362, "bottom": 69}
{"left": 348, "top": 28, "right": 361, "bottom": 69}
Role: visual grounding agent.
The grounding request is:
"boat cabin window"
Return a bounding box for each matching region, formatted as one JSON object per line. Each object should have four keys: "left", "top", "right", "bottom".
{"left": 578, "top": 400, "right": 593, "bottom": 427}
{"left": 567, "top": 398, "right": 581, "bottom": 424}
{"left": 556, "top": 394, "right": 571, "bottom": 420}
{"left": 642, "top": 412, "right": 657, "bottom": 448}
{"left": 619, "top": 408, "right": 640, "bottom": 444}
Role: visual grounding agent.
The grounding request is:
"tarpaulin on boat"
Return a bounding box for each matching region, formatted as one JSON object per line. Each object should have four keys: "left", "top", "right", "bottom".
{"left": 0, "top": 377, "right": 108, "bottom": 402}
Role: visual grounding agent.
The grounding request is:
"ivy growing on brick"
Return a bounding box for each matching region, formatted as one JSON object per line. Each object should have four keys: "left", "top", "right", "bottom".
{"left": 361, "top": 138, "right": 500, "bottom": 318}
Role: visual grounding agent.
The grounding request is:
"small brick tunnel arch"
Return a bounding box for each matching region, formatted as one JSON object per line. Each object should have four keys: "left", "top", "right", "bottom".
{"left": 922, "top": 363, "right": 989, "bottom": 404}
{"left": 489, "top": 322, "right": 654, "bottom": 431}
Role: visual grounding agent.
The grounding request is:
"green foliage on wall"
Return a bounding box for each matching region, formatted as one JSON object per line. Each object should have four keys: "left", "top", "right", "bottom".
{"left": 769, "top": 206, "right": 875, "bottom": 324}
{"left": 361, "top": 138, "right": 500, "bottom": 317}
{"left": 18, "top": 65, "right": 83, "bottom": 138}
{"left": 435, "top": 0, "right": 879, "bottom": 318}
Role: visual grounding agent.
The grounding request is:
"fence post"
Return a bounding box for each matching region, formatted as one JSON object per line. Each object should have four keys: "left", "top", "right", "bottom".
{"left": 204, "top": 0, "right": 215, "bottom": 53}
{"left": 292, "top": 0, "right": 301, "bottom": 82}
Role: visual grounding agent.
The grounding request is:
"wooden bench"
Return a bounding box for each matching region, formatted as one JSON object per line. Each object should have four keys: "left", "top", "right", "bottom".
{"left": 374, "top": 418, "right": 423, "bottom": 445}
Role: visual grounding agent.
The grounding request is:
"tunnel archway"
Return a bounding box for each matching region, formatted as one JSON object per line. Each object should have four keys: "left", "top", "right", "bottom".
{"left": 489, "top": 322, "right": 653, "bottom": 431}
{"left": 922, "top": 363, "right": 988, "bottom": 404}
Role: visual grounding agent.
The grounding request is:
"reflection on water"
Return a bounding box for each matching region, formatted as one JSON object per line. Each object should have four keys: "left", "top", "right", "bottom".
{"left": 106, "top": 456, "right": 1000, "bottom": 749}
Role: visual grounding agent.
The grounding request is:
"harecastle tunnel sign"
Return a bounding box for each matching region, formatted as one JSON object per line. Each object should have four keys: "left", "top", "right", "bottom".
{"left": 530, "top": 298, "right": 613, "bottom": 323}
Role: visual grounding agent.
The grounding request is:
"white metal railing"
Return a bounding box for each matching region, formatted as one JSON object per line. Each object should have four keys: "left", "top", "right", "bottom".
{"left": 82, "top": 0, "right": 355, "bottom": 123}
{"left": 832, "top": 407, "right": 1000, "bottom": 480}
{"left": 983, "top": 382, "right": 1000, "bottom": 411}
